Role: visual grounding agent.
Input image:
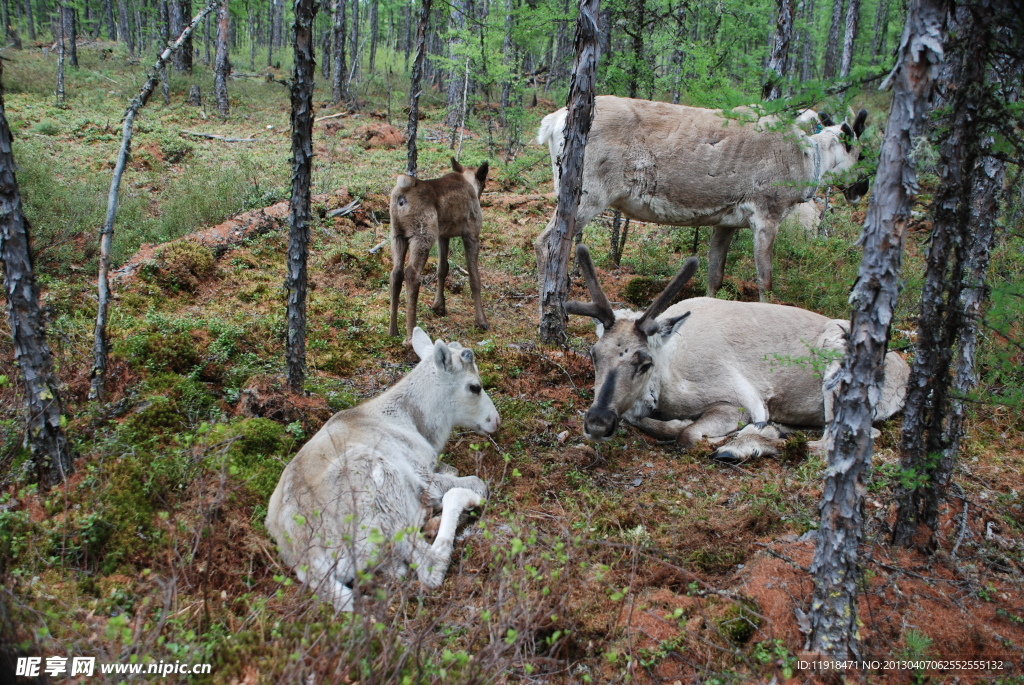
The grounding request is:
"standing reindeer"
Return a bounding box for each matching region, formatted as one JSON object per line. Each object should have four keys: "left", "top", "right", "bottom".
{"left": 389, "top": 158, "right": 490, "bottom": 346}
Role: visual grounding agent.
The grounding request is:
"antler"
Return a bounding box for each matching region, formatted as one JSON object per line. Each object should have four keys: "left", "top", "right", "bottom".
{"left": 564, "top": 244, "right": 616, "bottom": 329}
{"left": 635, "top": 257, "right": 698, "bottom": 335}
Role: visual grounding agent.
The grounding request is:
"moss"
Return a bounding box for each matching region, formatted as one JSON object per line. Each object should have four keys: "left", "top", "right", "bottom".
{"left": 717, "top": 598, "right": 762, "bottom": 645}
{"left": 120, "top": 396, "right": 189, "bottom": 442}
{"left": 119, "top": 329, "right": 202, "bottom": 374}
{"left": 622, "top": 276, "right": 669, "bottom": 308}
{"left": 139, "top": 241, "right": 216, "bottom": 294}
{"left": 208, "top": 418, "right": 295, "bottom": 501}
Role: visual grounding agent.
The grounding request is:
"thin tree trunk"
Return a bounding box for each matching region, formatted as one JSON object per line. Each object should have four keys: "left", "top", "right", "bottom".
{"left": 348, "top": 0, "right": 359, "bottom": 86}
{"left": 286, "top": 0, "right": 317, "bottom": 394}
{"left": 626, "top": 0, "right": 645, "bottom": 98}
{"left": 538, "top": 0, "right": 599, "bottom": 343}
{"left": 500, "top": 0, "right": 515, "bottom": 112}
{"left": 839, "top": 0, "right": 859, "bottom": 78}
{"left": 445, "top": 0, "right": 468, "bottom": 128}
{"left": 178, "top": 0, "right": 193, "bottom": 70}
{"left": 368, "top": 0, "right": 377, "bottom": 72}
{"left": 670, "top": 0, "right": 687, "bottom": 103}
{"left": 23, "top": 0, "right": 33, "bottom": 41}
{"left": 0, "top": 60, "right": 73, "bottom": 490}
{"left": 762, "top": 0, "right": 794, "bottom": 101}
{"left": 248, "top": 6, "right": 256, "bottom": 70}
{"left": 56, "top": 5, "right": 65, "bottom": 104}
{"left": 822, "top": 0, "right": 843, "bottom": 79}
{"left": 808, "top": 0, "right": 947, "bottom": 658}
{"left": 203, "top": 9, "right": 212, "bottom": 64}
{"left": 405, "top": 0, "right": 430, "bottom": 177}
{"left": 2, "top": 0, "right": 8, "bottom": 40}
{"left": 104, "top": 0, "right": 115, "bottom": 39}
{"left": 799, "top": 0, "right": 815, "bottom": 81}
{"left": 332, "top": 0, "right": 347, "bottom": 103}
{"left": 65, "top": 6, "right": 78, "bottom": 67}
{"left": 90, "top": 0, "right": 219, "bottom": 401}
{"left": 214, "top": 0, "right": 229, "bottom": 116}
{"left": 870, "top": 0, "right": 890, "bottom": 65}
{"left": 117, "top": 0, "right": 133, "bottom": 54}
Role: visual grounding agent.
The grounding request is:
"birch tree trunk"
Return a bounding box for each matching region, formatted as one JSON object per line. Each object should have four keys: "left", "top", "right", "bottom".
{"left": 214, "top": 0, "right": 230, "bottom": 117}
{"left": 839, "top": 0, "right": 859, "bottom": 78}
{"left": 332, "top": 0, "right": 347, "bottom": 103}
{"left": 870, "top": 0, "right": 890, "bottom": 65}
{"left": 799, "top": 0, "right": 815, "bottom": 81}
{"left": 285, "top": 0, "right": 317, "bottom": 394}
{"left": 90, "top": 0, "right": 220, "bottom": 401}
{"left": 762, "top": 0, "right": 794, "bottom": 100}
{"left": 0, "top": 61, "right": 74, "bottom": 489}
{"left": 538, "top": 0, "right": 599, "bottom": 343}
{"left": 808, "top": 0, "right": 947, "bottom": 657}
{"left": 822, "top": 0, "right": 843, "bottom": 79}
{"left": 368, "top": 0, "right": 378, "bottom": 72}
{"left": 348, "top": 0, "right": 359, "bottom": 86}
{"left": 56, "top": 4, "right": 66, "bottom": 104}
{"left": 405, "top": 0, "right": 431, "bottom": 177}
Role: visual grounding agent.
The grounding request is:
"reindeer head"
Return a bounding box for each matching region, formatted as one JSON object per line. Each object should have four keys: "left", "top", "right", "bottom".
{"left": 450, "top": 157, "right": 490, "bottom": 198}
{"left": 565, "top": 245, "right": 697, "bottom": 441}
{"left": 411, "top": 327, "right": 500, "bottom": 435}
{"left": 813, "top": 109, "right": 868, "bottom": 178}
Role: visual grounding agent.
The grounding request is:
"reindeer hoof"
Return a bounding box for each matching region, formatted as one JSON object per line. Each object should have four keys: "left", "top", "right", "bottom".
{"left": 712, "top": 449, "right": 743, "bottom": 463}
{"left": 475, "top": 321, "right": 490, "bottom": 331}
{"left": 431, "top": 304, "right": 447, "bottom": 316}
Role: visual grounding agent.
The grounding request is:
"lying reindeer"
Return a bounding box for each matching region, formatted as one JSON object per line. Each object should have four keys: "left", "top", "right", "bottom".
{"left": 565, "top": 244, "right": 909, "bottom": 461}
{"left": 389, "top": 158, "right": 490, "bottom": 346}
{"left": 266, "top": 327, "right": 498, "bottom": 611}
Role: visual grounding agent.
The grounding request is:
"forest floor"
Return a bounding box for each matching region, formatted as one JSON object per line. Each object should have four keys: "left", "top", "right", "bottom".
{"left": 1, "top": 44, "right": 1024, "bottom": 684}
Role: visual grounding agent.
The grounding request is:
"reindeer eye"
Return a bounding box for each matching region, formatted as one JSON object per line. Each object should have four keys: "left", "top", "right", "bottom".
{"left": 468, "top": 383, "right": 482, "bottom": 395}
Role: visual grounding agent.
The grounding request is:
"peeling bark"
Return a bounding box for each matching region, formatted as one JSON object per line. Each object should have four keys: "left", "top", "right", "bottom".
{"left": 762, "top": 0, "right": 794, "bottom": 101}
{"left": 0, "top": 61, "right": 74, "bottom": 489}
{"left": 809, "top": 0, "right": 948, "bottom": 658}
{"left": 285, "top": 0, "right": 318, "bottom": 394}
{"left": 822, "top": 0, "right": 843, "bottom": 79}
{"left": 214, "top": 0, "right": 230, "bottom": 117}
{"left": 538, "top": 0, "right": 599, "bottom": 343}
{"left": 332, "top": 0, "right": 348, "bottom": 103}
{"left": 839, "top": 0, "right": 859, "bottom": 78}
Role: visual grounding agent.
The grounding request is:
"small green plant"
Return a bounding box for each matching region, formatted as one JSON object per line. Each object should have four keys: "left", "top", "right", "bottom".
{"left": 900, "top": 628, "right": 934, "bottom": 684}
{"left": 752, "top": 638, "right": 797, "bottom": 679}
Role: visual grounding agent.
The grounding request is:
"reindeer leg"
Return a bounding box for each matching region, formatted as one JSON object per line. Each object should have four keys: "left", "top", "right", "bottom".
{"left": 431, "top": 237, "right": 450, "bottom": 316}
{"left": 389, "top": 233, "right": 408, "bottom": 338}
{"left": 750, "top": 214, "right": 780, "bottom": 302}
{"left": 464, "top": 234, "right": 489, "bottom": 330}
{"left": 677, "top": 404, "right": 747, "bottom": 449}
{"left": 403, "top": 237, "right": 432, "bottom": 346}
{"left": 412, "top": 487, "right": 484, "bottom": 589}
{"left": 632, "top": 416, "right": 695, "bottom": 442}
{"left": 707, "top": 226, "right": 736, "bottom": 297}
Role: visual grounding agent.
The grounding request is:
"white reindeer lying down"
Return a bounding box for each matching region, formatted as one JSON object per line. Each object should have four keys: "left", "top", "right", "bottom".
{"left": 266, "top": 328, "right": 498, "bottom": 611}
{"left": 565, "top": 245, "right": 909, "bottom": 461}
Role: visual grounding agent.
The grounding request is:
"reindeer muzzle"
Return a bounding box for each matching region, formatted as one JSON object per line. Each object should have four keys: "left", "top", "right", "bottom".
{"left": 584, "top": 407, "right": 619, "bottom": 441}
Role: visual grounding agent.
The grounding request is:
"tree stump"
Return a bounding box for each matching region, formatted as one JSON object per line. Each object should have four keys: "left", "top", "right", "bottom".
{"left": 188, "top": 84, "right": 202, "bottom": 106}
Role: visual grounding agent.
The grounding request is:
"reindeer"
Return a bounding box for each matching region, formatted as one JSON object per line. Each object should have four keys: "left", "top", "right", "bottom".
{"left": 536, "top": 97, "right": 868, "bottom": 301}
{"left": 266, "top": 327, "right": 499, "bottom": 611}
{"left": 564, "top": 244, "right": 909, "bottom": 461}
{"left": 389, "top": 158, "right": 490, "bottom": 346}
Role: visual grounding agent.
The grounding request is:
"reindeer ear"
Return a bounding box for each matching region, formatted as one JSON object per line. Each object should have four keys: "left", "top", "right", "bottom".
{"left": 475, "top": 162, "right": 489, "bottom": 190}
{"left": 818, "top": 111, "right": 835, "bottom": 127}
{"left": 451, "top": 157, "right": 464, "bottom": 173}
{"left": 433, "top": 340, "right": 453, "bottom": 372}
{"left": 853, "top": 109, "right": 868, "bottom": 138}
{"left": 412, "top": 327, "right": 434, "bottom": 360}
{"left": 658, "top": 312, "right": 691, "bottom": 339}
{"left": 840, "top": 123, "right": 855, "bottom": 152}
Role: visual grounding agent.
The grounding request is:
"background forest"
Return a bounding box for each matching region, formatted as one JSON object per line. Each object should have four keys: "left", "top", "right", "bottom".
{"left": 1, "top": 0, "right": 1023, "bottom": 681}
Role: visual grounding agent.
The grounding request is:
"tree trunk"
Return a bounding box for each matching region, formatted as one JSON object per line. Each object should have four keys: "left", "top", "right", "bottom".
{"left": 203, "top": 9, "right": 212, "bottom": 64}
{"left": 332, "top": 0, "right": 347, "bottom": 103}
{"left": 839, "top": 0, "right": 859, "bottom": 78}
{"left": 90, "top": 0, "right": 220, "bottom": 401}
{"left": 405, "top": 0, "right": 430, "bottom": 177}
{"left": 348, "top": 0, "right": 359, "bottom": 86}
{"left": 2, "top": 0, "right": 8, "bottom": 40}
{"left": 762, "top": 0, "right": 794, "bottom": 100}
{"left": 538, "top": 0, "right": 599, "bottom": 343}
{"left": 0, "top": 60, "right": 73, "bottom": 490}
{"left": 368, "top": 0, "right": 378, "bottom": 72}
{"left": 670, "top": 0, "right": 687, "bottom": 103}
{"left": 822, "top": 0, "right": 843, "bottom": 79}
{"left": 248, "top": 7, "right": 256, "bottom": 70}
{"left": 892, "top": 1, "right": 1013, "bottom": 550}
{"left": 214, "top": 0, "right": 229, "bottom": 117}
{"left": 799, "top": 0, "right": 815, "bottom": 81}
{"left": 445, "top": 0, "right": 468, "bottom": 128}
{"left": 870, "top": 0, "right": 890, "bottom": 65}
{"left": 178, "top": 0, "right": 193, "bottom": 70}
{"left": 64, "top": 6, "right": 78, "bottom": 67}
{"left": 56, "top": 4, "right": 65, "bottom": 104}
{"left": 808, "top": 0, "right": 947, "bottom": 658}
{"left": 23, "top": 0, "right": 33, "bottom": 41}
{"left": 117, "top": 0, "right": 133, "bottom": 55}
{"left": 286, "top": 0, "right": 317, "bottom": 394}
{"left": 626, "top": 0, "right": 646, "bottom": 98}
{"left": 104, "top": 0, "right": 115, "bottom": 39}
{"left": 500, "top": 0, "right": 515, "bottom": 112}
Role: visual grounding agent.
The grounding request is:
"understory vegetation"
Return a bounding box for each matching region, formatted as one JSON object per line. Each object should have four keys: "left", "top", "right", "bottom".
{"left": 1, "top": 39, "right": 1023, "bottom": 684}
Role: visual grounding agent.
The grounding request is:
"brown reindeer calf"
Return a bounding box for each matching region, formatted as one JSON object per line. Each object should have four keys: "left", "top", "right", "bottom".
{"left": 389, "top": 158, "right": 490, "bottom": 345}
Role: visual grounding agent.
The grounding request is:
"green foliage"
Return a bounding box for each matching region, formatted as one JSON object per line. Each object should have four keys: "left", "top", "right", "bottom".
{"left": 139, "top": 241, "right": 217, "bottom": 294}
{"left": 118, "top": 328, "right": 203, "bottom": 374}
{"left": 752, "top": 638, "right": 797, "bottom": 679}
{"left": 208, "top": 418, "right": 295, "bottom": 501}
{"left": 716, "top": 598, "right": 761, "bottom": 645}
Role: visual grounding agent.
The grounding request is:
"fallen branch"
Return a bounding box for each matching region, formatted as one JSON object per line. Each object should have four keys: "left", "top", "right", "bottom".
{"left": 181, "top": 130, "right": 257, "bottom": 142}
{"left": 314, "top": 112, "right": 348, "bottom": 123}
{"left": 326, "top": 200, "right": 359, "bottom": 218}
